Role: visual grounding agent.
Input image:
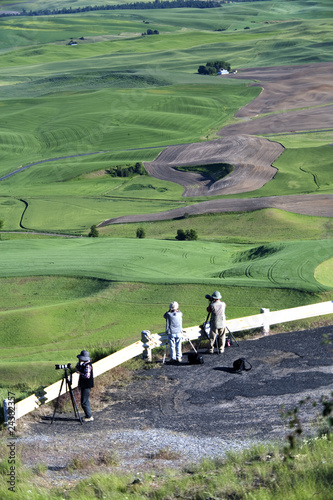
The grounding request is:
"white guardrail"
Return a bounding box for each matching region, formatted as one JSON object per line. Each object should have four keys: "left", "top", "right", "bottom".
{"left": 6, "top": 300, "right": 333, "bottom": 422}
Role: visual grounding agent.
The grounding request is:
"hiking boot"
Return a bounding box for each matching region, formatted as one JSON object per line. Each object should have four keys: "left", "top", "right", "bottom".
{"left": 84, "top": 416, "right": 94, "bottom": 422}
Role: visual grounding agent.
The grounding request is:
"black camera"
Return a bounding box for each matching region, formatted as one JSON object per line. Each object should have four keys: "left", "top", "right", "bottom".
{"left": 205, "top": 294, "right": 213, "bottom": 302}
{"left": 55, "top": 363, "right": 71, "bottom": 370}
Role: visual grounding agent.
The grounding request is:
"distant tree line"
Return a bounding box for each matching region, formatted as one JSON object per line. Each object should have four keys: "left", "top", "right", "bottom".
{"left": 198, "top": 60, "right": 231, "bottom": 75}
{"left": 2, "top": 0, "right": 222, "bottom": 17}
{"left": 0, "top": 0, "right": 272, "bottom": 17}
{"left": 106, "top": 162, "right": 146, "bottom": 178}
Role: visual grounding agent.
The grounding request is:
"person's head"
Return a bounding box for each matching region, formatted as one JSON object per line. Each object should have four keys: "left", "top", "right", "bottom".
{"left": 169, "top": 301, "right": 179, "bottom": 311}
{"left": 77, "top": 350, "right": 90, "bottom": 363}
{"left": 211, "top": 291, "right": 222, "bottom": 301}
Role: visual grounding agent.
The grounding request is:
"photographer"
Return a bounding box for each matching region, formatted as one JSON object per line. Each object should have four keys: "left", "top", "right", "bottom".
{"left": 76, "top": 350, "right": 94, "bottom": 422}
{"left": 163, "top": 301, "right": 183, "bottom": 363}
{"left": 206, "top": 291, "right": 227, "bottom": 354}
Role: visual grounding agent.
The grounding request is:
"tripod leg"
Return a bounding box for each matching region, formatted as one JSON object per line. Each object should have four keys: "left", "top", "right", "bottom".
{"left": 67, "top": 377, "right": 83, "bottom": 424}
{"left": 227, "top": 327, "right": 239, "bottom": 346}
{"left": 51, "top": 378, "right": 65, "bottom": 424}
{"left": 163, "top": 343, "right": 167, "bottom": 364}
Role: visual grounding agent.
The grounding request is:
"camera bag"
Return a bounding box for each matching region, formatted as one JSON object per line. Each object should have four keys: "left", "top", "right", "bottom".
{"left": 184, "top": 334, "right": 204, "bottom": 365}
{"left": 233, "top": 357, "right": 252, "bottom": 373}
{"left": 187, "top": 352, "right": 204, "bottom": 365}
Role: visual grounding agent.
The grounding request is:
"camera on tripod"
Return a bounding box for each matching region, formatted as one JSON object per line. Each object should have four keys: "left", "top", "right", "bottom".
{"left": 55, "top": 363, "right": 71, "bottom": 370}
{"left": 205, "top": 294, "right": 213, "bottom": 302}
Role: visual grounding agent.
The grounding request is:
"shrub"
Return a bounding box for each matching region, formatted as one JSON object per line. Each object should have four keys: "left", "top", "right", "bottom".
{"left": 136, "top": 227, "right": 146, "bottom": 239}
{"left": 89, "top": 225, "right": 99, "bottom": 237}
{"left": 175, "top": 229, "right": 186, "bottom": 240}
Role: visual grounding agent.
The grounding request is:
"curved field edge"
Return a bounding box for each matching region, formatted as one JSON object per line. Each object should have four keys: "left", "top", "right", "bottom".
{"left": 315, "top": 257, "right": 333, "bottom": 287}
{"left": 0, "top": 238, "right": 331, "bottom": 292}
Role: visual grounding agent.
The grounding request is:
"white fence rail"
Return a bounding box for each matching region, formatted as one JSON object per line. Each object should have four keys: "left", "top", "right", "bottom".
{"left": 7, "top": 300, "right": 333, "bottom": 422}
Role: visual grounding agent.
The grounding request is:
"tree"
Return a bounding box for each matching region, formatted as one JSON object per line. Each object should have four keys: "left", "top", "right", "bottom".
{"left": 185, "top": 229, "right": 198, "bottom": 240}
{"left": 198, "top": 60, "right": 231, "bottom": 75}
{"left": 136, "top": 227, "right": 146, "bottom": 239}
{"left": 89, "top": 225, "right": 99, "bottom": 237}
{"left": 175, "top": 229, "right": 186, "bottom": 240}
{"left": 0, "top": 219, "right": 3, "bottom": 230}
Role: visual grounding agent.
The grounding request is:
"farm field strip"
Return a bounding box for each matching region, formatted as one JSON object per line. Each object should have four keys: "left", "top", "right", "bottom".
{"left": 0, "top": 237, "right": 331, "bottom": 292}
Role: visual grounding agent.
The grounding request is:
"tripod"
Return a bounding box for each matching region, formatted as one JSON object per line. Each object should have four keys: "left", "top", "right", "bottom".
{"left": 51, "top": 367, "right": 83, "bottom": 424}
{"left": 199, "top": 312, "right": 239, "bottom": 351}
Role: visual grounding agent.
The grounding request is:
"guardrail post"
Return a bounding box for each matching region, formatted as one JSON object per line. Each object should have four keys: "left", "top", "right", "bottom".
{"left": 141, "top": 330, "right": 152, "bottom": 362}
{"left": 261, "top": 308, "right": 270, "bottom": 336}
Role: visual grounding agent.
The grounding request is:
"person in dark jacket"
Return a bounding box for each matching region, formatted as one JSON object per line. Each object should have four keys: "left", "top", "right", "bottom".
{"left": 76, "top": 350, "right": 94, "bottom": 422}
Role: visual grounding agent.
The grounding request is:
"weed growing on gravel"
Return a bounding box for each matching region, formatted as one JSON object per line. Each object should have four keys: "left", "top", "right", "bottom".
{"left": 31, "top": 463, "right": 48, "bottom": 477}
{"left": 67, "top": 455, "right": 94, "bottom": 472}
{"left": 96, "top": 450, "right": 119, "bottom": 467}
{"left": 147, "top": 447, "right": 182, "bottom": 461}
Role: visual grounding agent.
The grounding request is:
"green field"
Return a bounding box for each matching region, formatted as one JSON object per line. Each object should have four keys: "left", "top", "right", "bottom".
{"left": 0, "top": 0, "right": 332, "bottom": 404}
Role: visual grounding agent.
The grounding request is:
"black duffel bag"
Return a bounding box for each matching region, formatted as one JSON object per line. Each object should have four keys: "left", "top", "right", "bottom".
{"left": 188, "top": 352, "right": 204, "bottom": 365}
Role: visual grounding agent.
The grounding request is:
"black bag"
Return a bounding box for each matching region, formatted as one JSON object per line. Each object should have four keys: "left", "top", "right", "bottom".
{"left": 188, "top": 352, "right": 204, "bottom": 365}
{"left": 233, "top": 357, "right": 252, "bottom": 373}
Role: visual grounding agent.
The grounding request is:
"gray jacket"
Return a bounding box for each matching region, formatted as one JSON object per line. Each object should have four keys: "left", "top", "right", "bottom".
{"left": 164, "top": 310, "right": 183, "bottom": 336}
{"left": 208, "top": 301, "right": 226, "bottom": 330}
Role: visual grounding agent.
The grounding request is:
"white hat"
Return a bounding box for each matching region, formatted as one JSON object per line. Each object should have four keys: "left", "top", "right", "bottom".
{"left": 169, "top": 301, "right": 179, "bottom": 311}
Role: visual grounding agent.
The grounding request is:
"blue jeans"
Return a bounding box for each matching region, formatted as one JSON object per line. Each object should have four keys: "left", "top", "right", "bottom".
{"left": 80, "top": 388, "right": 92, "bottom": 418}
{"left": 168, "top": 334, "right": 182, "bottom": 361}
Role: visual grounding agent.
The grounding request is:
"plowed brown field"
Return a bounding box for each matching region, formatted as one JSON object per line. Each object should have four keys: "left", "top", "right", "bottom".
{"left": 100, "top": 63, "right": 333, "bottom": 226}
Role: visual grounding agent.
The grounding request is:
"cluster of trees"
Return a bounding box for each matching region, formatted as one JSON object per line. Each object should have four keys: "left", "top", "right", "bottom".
{"left": 176, "top": 229, "right": 198, "bottom": 241}
{"left": 136, "top": 227, "right": 198, "bottom": 240}
{"left": 142, "top": 29, "right": 159, "bottom": 35}
{"left": 106, "top": 162, "right": 146, "bottom": 178}
{"left": 198, "top": 60, "right": 231, "bottom": 75}
{"left": 5, "top": 0, "right": 222, "bottom": 17}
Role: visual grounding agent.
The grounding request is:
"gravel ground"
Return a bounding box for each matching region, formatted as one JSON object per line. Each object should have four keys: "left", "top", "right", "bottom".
{"left": 17, "top": 326, "right": 333, "bottom": 487}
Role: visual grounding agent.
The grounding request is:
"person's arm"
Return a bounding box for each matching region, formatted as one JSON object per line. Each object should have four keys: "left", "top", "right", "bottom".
{"left": 164, "top": 312, "right": 170, "bottom": 333}
{"left": 81, "top": 363, "right": 92, "bottom": 379}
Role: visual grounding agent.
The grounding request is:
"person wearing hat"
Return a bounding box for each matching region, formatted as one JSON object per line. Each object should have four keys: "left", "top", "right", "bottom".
{"left": 207, "top": 291, "right": 227, "bottom": 354}
{"left": 163, "top": 301, "right": 183, "bottom": 363}
{"left": 76, "top": 350, "right": 94, "bottom": 422}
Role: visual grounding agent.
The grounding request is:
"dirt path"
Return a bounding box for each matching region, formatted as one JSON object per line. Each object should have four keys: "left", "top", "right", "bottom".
{"left": 98, "top": 194, "right": 333, "bottom": 226}
{"left": 18, "top": 326, "right": 333, "bottom": 486}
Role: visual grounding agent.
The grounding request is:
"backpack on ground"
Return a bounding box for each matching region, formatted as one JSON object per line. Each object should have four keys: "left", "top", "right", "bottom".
{"left": 233, "top": 357, "right": 252, "bottom": 373}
